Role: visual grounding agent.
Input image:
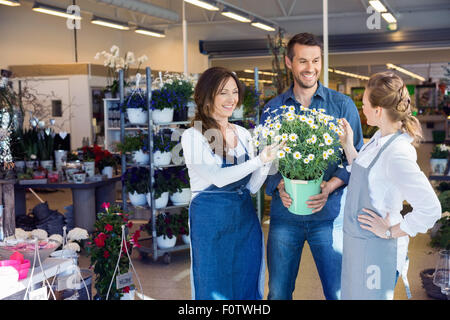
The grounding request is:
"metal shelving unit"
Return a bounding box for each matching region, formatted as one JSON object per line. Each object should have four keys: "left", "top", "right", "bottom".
{"left": 118, "top": 67, "right": 190, "bottom": 264}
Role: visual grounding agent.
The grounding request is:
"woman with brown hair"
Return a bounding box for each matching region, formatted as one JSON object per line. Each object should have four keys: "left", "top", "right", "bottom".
{"left": 339, "top": 71, "right": 441, "bottom": 299}
{"left": 181, "top": 67, "right": 282, "bottom": 300}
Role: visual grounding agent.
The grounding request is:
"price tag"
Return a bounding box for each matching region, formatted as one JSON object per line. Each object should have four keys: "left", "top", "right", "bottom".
{"left": 116, "top": 272, "right": 133, "bottom": 289}
{"left": 29, "top": 286, "right": 48, "bottom": 300}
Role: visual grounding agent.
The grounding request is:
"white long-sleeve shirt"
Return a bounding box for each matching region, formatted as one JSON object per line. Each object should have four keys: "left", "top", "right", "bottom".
{"left": 181, "top": 125, "right": 272, "bottom": 198}
{"left": 347, "top": 130, "right": 441, "bottom": 272}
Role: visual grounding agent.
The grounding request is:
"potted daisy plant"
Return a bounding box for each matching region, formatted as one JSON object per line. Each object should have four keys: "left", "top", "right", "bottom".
{"left": 252, "top": 105, "right": 344, "bottom": 215}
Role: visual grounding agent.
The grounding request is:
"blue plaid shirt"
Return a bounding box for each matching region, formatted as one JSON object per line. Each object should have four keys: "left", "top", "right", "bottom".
{"left": 261, "top": 81, "right": 364, "bottom": 221}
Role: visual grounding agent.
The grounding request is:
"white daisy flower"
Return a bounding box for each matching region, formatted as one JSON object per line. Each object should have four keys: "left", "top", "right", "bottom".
{"left": 306, "top": 118, "right": 314, "bottom": 126}
{"left": 284, "top": 146, "right": 292, "bottom": 153}
{"left": 274, "top": 122, "right": 282, "bottom": 130}
{"left": 299, "top": 115, "right": 307, "bottom": 122}
{"left": 307, "top": 154, "right": 315, "bottom": 161}
{"left": 254, "top": 140, "right": 260, "bottom": 147}
{"left": 280, "top": 105, "right": 288, "bottom": 109}
{"left": 303, "top": 158, "right": 310, "bottom": 164}
{"left": 281, "top": 133, "right": 289, "bottom": 141}
{"left": 319, "top": 143, "right": 325, "bottom": 147}
{"left": 318, "top": 108, "right": 326, "bottom": 113}
{"left": 289, "top": 133, "right": 298, "bottom": 142}
{"left": 293, "top": 152, "right": 302, "bottom": 160}
{"left": 268, "top": 123, "right": 274, "bottom": 129}
{"left": 269, "top": 130, "right": 276, "bottom": 137}
{"left": 288, "top": 106, "right": 296, "bottom": 112}
{"left": 287, "top": 116, "right": 295, "bottom": 122}
{"left": 274, "top": 135, "right": 282, "bottom": 142}
{"left": 277, "top": 150, "right": 286, "bottom": 158}
{"left": 300, "top": 106, "right": 308, "bottom": 111}
{"left": 323, "top": 151, "right": 329, "bottom": 160}
{"left": 327, "top": 149, "right": 334, "bottom": 155}
{"left": 311, "top": 124, "right": 319, "bottom": 129}
{"left": 325, "top": 138, "right": 333, "bottom": 145}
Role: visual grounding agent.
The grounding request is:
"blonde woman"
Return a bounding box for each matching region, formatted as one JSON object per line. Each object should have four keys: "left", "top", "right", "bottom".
{"left": 339, "top": 71, "right": 441, "bottom": 300}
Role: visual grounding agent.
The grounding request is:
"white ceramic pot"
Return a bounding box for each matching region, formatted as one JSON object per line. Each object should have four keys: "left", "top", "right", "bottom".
{"left": 147, "top": 191, "right": 169, "bottom": 209}
{"left": 170, "top": 188, "right": 191, "bottom": 205}
{"left": 127, "top": 108, "right": 148, "bottom": 125}
{"left": 120, "top": 289, "right": 135, "bottom": 300}
{"left": 152, "top": 108, "right": 174, "bottom": 124}
{"left": 430, "top": 158, "right": 448, "bottom": 175}
{"left": 182, "top": 234, "right": 190, "bottom": 245}
{"left": 15, "top": 161, "right": 25, "bottom": 173}
{"left": 231, "top": 106, "right": 244, "bottom": 119}
{"left": 73, "top": 172, "right": 86, "bottom": 184}
{"left": 83, "top": 161, "right": 95, "bottom": 178}
{"left": 153, "top": 150, "right": 172, "bottom": 166}
{"left": 128, "top": 191, "right": 147, "bottom": 207}
{"left": 101, "top": 166, "right": 113, "bottom": 178}
{"left": 156, "top": 235, "right": 177, "bottom": 249}
{"left": 132, "top": 149, "right": 149, "bottom": 165}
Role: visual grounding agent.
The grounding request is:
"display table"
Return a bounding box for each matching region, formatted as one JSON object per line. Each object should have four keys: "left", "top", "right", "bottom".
{"left": 0, "top": 258, "right": 73, "bottom": 300}
{"left": 14, "top": 176, "right": 121, "bottom": 232}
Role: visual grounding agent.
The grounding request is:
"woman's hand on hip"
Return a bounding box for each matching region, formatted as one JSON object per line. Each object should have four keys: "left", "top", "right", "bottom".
{"left": 358, "top": 209, "right": 391, "bottom": 238}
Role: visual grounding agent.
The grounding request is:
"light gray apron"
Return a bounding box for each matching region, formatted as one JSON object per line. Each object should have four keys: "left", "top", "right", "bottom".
{"left": 341, "top": 131, "right": 411, "bottom": 300}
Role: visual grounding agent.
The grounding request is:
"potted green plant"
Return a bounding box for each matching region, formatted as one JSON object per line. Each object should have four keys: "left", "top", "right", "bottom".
{"left": 162, "top": 76, "right": 194, "bottom": 121}
{"left": 154, "top": 212, "right": 179, "bottom": 249}
{"left": 22, "top": 128, "right": 39, "bottom": 169}
{"left": 241, "top": 86, "right": 260, "bottom": 119}
{"left": 168, "top": 167, "right": 191, "bottom": 205}
{"left": 122, "top": 89, "right": 148, "bottom": 125}
{"left": 150, "top": 87, "right": 178, "bottom": 124}
{"left": 253, "top": 106, "right": 343, "bottom": 215}
{"left": 430, "top": 144, "right": 449, "bottom": 176}
{"left": 96, "top": 149, "right": 117, "bottom": 178}
{"left": 121, "top": 166, "right": 150, "bottom": 207}
{"left": 116, "top": 131, "right": 149, "bottom": 165}
{"left": 153, "top": 132, "right": 178, "bottom": 166}
{"left": 37, "top": 129, "right": 55, "bottom": 172}
{"left": 177, "top": 208, "right": 189, "bottom": 244}
{"left": 86, "top": 202, "right": 140, "bottom": 300}
{"left": 146, "top": 169, "right": 177, "bottom": 209}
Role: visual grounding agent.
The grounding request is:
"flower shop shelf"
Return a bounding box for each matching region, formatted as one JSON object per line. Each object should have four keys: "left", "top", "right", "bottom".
{"left": 137, "top": 241, "right": 190, "bottom": 264}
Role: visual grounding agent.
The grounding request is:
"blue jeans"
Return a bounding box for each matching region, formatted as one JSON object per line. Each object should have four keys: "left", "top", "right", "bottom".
{"left": 266, "top": 189, "right": 345, "bottom": 300}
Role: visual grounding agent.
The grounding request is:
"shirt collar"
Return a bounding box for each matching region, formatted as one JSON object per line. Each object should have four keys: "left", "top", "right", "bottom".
{"left": 283, "top": 81, "right": 326, "bottom": 105}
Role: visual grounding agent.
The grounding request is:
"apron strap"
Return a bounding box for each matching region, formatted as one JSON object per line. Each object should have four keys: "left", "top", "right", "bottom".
{"left": 367, "top": 130, "right": 403, "bottom": 170}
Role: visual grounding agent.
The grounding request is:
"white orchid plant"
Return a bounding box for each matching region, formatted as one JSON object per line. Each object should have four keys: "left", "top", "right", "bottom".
{"left": 94, "top": 45, "right": 148, "bottom": 94}
{"left": 252, "top": 105, "right": 344, "bottom": 181}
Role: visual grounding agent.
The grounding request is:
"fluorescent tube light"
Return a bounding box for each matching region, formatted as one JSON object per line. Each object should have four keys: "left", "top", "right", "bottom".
{"left": 32, "top": 2, "right": 82, "bottom": 20}
{"left": 251, "top": 21, "right": 276, "bottom": 32}
{"left": 184, "top": 0, "right": 219, "bottom": 11}
{"left": 244, "top": 69, "right": 277, "bottom": 76}
{"left": 386, "top": 63, "right": 425, "bottom": 81}
{"left": 0, "top": 0, "right": 20, "bottom": 6}
{"left": 382, "top": 12, "right": 397, "bottom": 23}
{"left": 91, "top": 16, "right": 129, "bottom": 30}
{"left": 328, "top": 68, "right": 370, "bottom": 81}
{"left": 221, "top": 9, "right": 251, "bottom": 23}
{"left": 135, "top": 27, "right": 165, "bottom": 38}
{"left": 368, "top": 0, "right": 387, "bottom": 12}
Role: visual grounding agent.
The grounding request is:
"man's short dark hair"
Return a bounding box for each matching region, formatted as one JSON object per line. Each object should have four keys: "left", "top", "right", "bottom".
{"left": 286, "top": 33, "right": 323, "bottom": 61}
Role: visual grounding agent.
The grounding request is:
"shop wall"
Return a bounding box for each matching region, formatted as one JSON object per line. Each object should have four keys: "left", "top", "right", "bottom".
{"left": 0, "top": 4, "right": 208, "bottom": 74}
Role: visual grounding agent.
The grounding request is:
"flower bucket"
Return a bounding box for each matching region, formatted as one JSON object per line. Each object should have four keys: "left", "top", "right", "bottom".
{"left": 153, "top": 150, "right": 172, "bottom": 166}
{"left": 40, "top": 160, "right": 53, "bottom": 172}
{"left": 54, "top": 150, "right": 67, "bottom": 172}
{"left": 128, "top": 191, "right": 147, "bottom": 207}
{"left": 170, "top": 188, "right": 191, "bottom": 206}
{"left": 182, "top": 234, "right": 190, "bottom": 245}
{"left": 73, "top": 172, "right": 86, "bottom": 184}
{"left": 147, "top": 191, "right": 169, "bottom": 209}
{"left": 156, "top": 235, "right": 177, "bottom": 249}
{"left": 101, "top": 166, "right": 113, "bottom": 178}
{"left": 152, "top": 108, "right": 174, "bottom": 124}
{"left": 282, "top": 175, "right": 323, "bottom": 215}
{"left": 127, "top": 108, "right": 148, "bottom": 125}
{"left": 132, "top": 149, "right": 149, "bottom": 165}
{"left": 83, "top": 161, "right": 95, "bottom": 178}
{"left": 430, "top": 158, "right": 448, "bottom": 175}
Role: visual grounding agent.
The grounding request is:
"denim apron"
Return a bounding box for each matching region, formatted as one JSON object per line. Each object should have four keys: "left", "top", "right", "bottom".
{"left": 188, "top": 134, "right": 265, "bottom": 300}
{"left": 341, "top": 131, "right": 411, "bottom": 300}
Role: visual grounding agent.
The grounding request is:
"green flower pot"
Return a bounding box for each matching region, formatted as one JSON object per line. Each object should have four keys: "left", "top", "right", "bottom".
{"left": 282, "top": 174, "right": 324, "bottom": 215}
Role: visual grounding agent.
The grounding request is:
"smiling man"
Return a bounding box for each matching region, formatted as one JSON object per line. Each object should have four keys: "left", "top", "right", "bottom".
{"left": 261, "top": 33, "right": 364, "bottom": 300}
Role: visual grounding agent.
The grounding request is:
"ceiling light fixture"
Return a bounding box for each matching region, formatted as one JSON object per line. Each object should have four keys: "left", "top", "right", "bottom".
{"left": 386, "top": 63, "right": 425, "bottom": 81}
{"left": 381, "top": 12, "right": 397, "bottom": 24}
{"left": 239, "top": 77, "right": 272, "bottom": 84}
{"left": 328, "top": 68, "right": 369, "bottom": 81}
{"left": 368, "top": 0, "right": 387, "bottom": 13}
{"left": 244, "top": 69, "right": 277, "bottom": 76}
{"left": 91, "top": 16, "right": 129, "bottom": 30}
{"left": 135, "top": 27, "right": 166, "bottom": 38}
{"left": 32, "top": 2, "right": 82, "bottom": 19}
{"left": 184, "top": 0, "right": 219, "bottom": 11}
{"left": 0, "top": 0, "right": 20, "bottom": 6}
{"left": 221, "top": 8, "right": 251, "bottom": 23}
{"left": 251, "top": 21, "right": 276, "bottom": 32}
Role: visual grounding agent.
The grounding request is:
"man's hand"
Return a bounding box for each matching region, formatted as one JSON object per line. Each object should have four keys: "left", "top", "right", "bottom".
{"left": 277, "top": 179, "right": 292, "bottom": 209}
{"left": 306, "top": 181, "right": 331, "bottom": 213}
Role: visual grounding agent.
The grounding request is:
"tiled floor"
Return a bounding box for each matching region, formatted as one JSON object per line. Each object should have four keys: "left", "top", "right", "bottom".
{"left": 24, "top": 142, "right": 444, "bottom": 300}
